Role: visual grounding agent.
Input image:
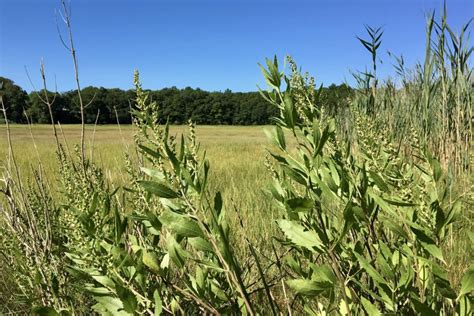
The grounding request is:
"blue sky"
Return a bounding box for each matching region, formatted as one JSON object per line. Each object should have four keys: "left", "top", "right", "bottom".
{"left": 0, "top": 0, "right": 472, "bottom": 92}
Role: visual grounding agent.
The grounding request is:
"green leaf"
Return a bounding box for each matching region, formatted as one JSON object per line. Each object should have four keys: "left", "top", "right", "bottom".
{"left": 93, "top": 296, "right": 130, "bottom": 315}
{"left": 412, "top": 298, "right": 437, "bottom": 315}
{"left": 259, "top": 63, "right": 279, "bottom": 90}
{"left": 383, "top": 218, "right": 409, "bottom": 240}
{"left": 166, "top": 234, "right": 188, "bottom": 268}
{"left": 33, "top": 307, "right": 59, "bottom": 316}
{"left": 321, "top": 168, "right": 339, "bottom": 193}
{"left": 311, "top": 264, "right": 337, "bottom": 285}
{"left": 361, "top": 297, "right": 381, "bottom": 316}
{"left": 138, "top": 181, "right": 179, "bottom": 199}
{"left": 283, "top": 93, "right": 296, "bottom": 128}
{"left": 286, "top": 279, "right": 326, "bottom": 296}
{"left": 468, "top": 231, "right": 474, "bottom": 244}
{"left": 277, "top": 220, "right": 322, "bottom": 252}
{"left": 282, "top": 165, "right": 307, "bottom": 185}
{"left": 116, "top": 285, "right": 137, "bottom": 314}
{"left": 412, "top": 228, "right": 444, "bottom": 262}
{"left": 140, "top": 167, "right": 165, "bottom": 181}
{"left": 264, "top": 126, "right": 286, "bottom": 150}
{"left": 214, "top": 192, "right": 223, "bottom": 216}
{"left": 457, "top": 294, "right": 472, "bottom": 316}
{"left": 420, "top": 241, "right": 444, "bottom": 262}
{"left": 430, "top": 157, "right": 442, "bottom": 183}
{"left": 154, "top": 290, "right": 163, "bottom": 315}
{"left": 138, "top": 144, "right": 161, "bottom": 160}
{"left": 459, "top": 266, "right": 474, "bottom": 297}
{"left": 286, "top": 198, "right": 313, "bottom": 212}
{"left": 353, "top": 252, "right": 388, "bottom": 285}
{"left": 211, "top": 282, "right": 228, "bottom": 301}
{"left": 369, "top": 171, "right": 389, "bottom": 192}
{"left": 85, "top": 287, "right": 112, "bottom": 295}
{"left": 143, "top": 250, "right": 161, "bottom": 273}
{"left": 368, "top": 189, "right": 397, "bottom": 218}
{"left": 275, "top": 125, "right": 286, "bottom": 150}
{"left": 314, "top": 123, "right": 333, "bottom": 156}
{"left": 188, "top": 237, "right": 213, "bottom": 252}
{"left": 383, "top": 198, "right": 417, "bottom": 207}
{"left": 159, "top": 210, "right": 203, "bottom": 238}
{"left": 91, "top": 274, "right": 116, "bottom": 290}
{"left": 163, "top": 136, "right": 181, "bottom": 173}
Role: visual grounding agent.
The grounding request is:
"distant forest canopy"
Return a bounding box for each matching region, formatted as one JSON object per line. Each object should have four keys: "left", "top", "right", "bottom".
{"left": 0, "top": 76, "right": 353, "bottom": 125}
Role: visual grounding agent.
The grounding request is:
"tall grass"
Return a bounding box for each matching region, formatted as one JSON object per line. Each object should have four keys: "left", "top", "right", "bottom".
{"left": 352, "top": 8, "right": 472, "bottom": 176}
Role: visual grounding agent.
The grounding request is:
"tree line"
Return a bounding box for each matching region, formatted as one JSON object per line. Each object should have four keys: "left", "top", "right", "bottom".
{"left": 0, "top": 76, "right": 353, "bottom": 125}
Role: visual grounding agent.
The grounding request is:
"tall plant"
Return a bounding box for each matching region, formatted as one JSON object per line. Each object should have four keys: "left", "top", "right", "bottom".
{"left": 260, "top": 56, "right": 473, "bottom": 314}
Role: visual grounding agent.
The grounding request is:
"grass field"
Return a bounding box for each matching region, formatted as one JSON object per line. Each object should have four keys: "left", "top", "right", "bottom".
{"left": 0, "top": 124, "right": 280, "bottom": 250}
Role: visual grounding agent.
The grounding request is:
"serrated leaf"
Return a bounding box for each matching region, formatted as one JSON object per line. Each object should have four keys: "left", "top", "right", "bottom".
{"left": 412, "top": 298, "right": 436, "bottom": 315}
{"left": 91, "top": 274, "right": 116, "bottom": 290}
{"left": 430, "top": 157, "right": 442, "bottom": 182}
{"left": 412, "top": 228, "right": 444, "bottom": 262}
{"left": 275, "top": 125, "right": 286, "bottom": 149}
{"left": 138, "top": 144, "right": 161, "bottom": 160}
{"left": 311, "top": 264, "right": 337, "bottom": 285}
{"left": 278, "top": 220, "right": 322, "bottom": 252}
{"left": 282, "top": 165, "right": 307, "bottom": 185}
{"left": 369, "top": 171, "right": 389, "bottom": 192}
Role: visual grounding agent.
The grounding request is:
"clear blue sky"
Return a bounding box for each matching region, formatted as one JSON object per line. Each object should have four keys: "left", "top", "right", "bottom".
{"left": 0, "top": 0, "right": 472, "bottom": 92}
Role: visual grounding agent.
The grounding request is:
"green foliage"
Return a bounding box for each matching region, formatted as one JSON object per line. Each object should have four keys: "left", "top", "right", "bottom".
{"left": 260, "top": 55, "right": 473, "bottom": 314}
{"left": 2, "top": 77, "right": 355, "bottom": 125}
{"left": 0, "top": 7, "right": 472, "bottom": 315}
{"left": 0, "top": 76, "right": 29, "bottom": 123}
{"left": 40, "top": 72, "right": 264, "bottom": 314}
{"left": 27, "top": 90, "right": 73, "bottom": 124}
{"left": 352, "top": 9, "right": 472, "bottom": 175}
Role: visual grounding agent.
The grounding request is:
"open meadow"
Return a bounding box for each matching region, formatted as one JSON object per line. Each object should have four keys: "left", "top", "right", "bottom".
{"left": 1, "top": 121, "right": 472, "bottom": 313}
{"left": 0, "top": 124, "right": 281, "bottom": 253}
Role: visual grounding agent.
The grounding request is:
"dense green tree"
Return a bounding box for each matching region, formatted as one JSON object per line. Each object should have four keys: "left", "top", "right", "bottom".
{"left": 104, "top": 88, "right": 133, "bottom": 123}
{"left": 0, "top": 77, "right": 29, "bottom": 123}
{"left": 0, "top": 76, "right": 352, "bottom": 125}
{"left": 27, "top": 91, "right": 73, "bottom": 124}
{"left": 68, "top": 86, "right": 109, "bottom": 124}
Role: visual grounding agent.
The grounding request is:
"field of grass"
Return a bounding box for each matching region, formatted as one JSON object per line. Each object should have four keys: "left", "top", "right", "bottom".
{"left": 0, "top": 124, "right": 280, "bottom": 250}
{"left": 2, "top": 122, "right": 471, "bottom": 271}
